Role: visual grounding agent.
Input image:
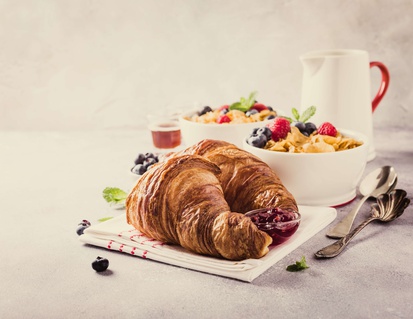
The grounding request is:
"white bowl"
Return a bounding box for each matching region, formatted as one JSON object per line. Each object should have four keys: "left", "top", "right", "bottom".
{"left": 179, "top": 110, "right": 273, "bottom": 148}
{"left": 243, "top": 129, "right": 369, "bottom": 207}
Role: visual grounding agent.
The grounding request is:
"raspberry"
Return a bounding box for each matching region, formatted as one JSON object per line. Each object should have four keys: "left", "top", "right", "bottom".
{"left": 317, "top": 122, "right": 337, "bottom": 137}
{"left": 218, "top": 104, "right": 229, "bottom": 111}
{"left": 251, "top": 103, "right": 268, "bottom": 112}
{"left": 217, "top": 114, "right": 231, "bottom": 124}
{"left": 266, "top": 117, "right": 291, "bottom": 141}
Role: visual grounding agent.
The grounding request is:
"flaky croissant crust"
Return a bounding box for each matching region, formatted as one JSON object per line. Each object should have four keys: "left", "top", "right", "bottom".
{"left": 170, "top": 139, "right": 298, "bottom": 214}
{"left": 126, "top": 154, "right": 272, "bottom": 260}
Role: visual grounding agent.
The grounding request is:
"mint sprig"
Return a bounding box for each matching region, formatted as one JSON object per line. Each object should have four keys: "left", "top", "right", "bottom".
{"left": 286, "top": 256, "right": 309, "bottom": 272}
{"left": 102, "top": 187, "right": 128, "bottom": 206}
{"left": 229, "top": 91, "right": 257, "bottom": 112}
{"left": 283, "top": 106, "right": 316, "bottom": 123}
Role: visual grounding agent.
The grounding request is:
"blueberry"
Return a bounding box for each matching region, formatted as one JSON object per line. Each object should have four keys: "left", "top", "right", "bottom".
{"left": 143, "top": 157, "right": 158, "bottom": 168}
{"left": 247, "top": 134, "right": 267, "bottom": 148}
{"left": 265, "top": 115, "right": 276, "bottom": 120}
{"left": 131, "top": 164, "right": 147, "bottom": 175}
{"left": 301, "top": 131, "right": 309, "bottom": 137}
{"left": 251, "top": 127, "right": 259, "bottom": 135}
{"left": 92, "top": 256, "right": 109, "bottom": 272}
{"left": 292, "top": 121, "right": 306, "bottom": 132}
{"left": 245, "top": 109, "right": 259, "bottom": 117}
{"left": 256, "top": 127, "right": 272, "bottom": 141}
{"left": 145, "top": 153, "right": 157, "bottom": 161}
{"left": 76, "top": 223, "right": 90, "bottom": 236}
{"left": 305, "top": 122, "right": 317, "bottom": 135}
{"left": 198, "top": 106, "right": 213, "bottom": 116}
{"left": 134, "top": 153, "right": 146, "bottom": 165}
{"left": 220, "top": 108, "right": 229, "bottom": 115}
{"left": 78, "top": 219, "right": 91, "bottom": 226}
{"left": 267, "top": 106, "right": 274, "bottom": 111}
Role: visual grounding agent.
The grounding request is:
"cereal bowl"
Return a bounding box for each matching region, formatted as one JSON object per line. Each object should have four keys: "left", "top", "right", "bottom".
{"left": 243, "top": 129, "right": 369, "bottom": 207}
{"left": 179, "top": 110, "right": 274, "bottom": 148}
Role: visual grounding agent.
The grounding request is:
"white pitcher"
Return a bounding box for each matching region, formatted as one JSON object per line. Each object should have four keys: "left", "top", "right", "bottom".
{"left": 300, "top": 49, "right": 390, "bottom": 161}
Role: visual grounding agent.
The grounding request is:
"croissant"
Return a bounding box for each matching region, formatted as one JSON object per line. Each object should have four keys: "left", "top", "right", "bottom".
{"left": 126, "top": 155, "right": 272, "bottom": 260}
{"left": 168, "top": 139, "right": 298, "bottom": 214}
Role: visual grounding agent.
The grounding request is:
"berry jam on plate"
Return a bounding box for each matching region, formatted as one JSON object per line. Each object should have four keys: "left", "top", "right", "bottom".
{"left": 245, "top": 208, "right": 301, "bottom": 246}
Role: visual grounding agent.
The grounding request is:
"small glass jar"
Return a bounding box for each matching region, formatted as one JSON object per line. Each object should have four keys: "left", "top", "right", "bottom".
{"left": 245, "top": 208, "right": 301, "bottom": 246}
{"left": 147, "top": 112, "right": 182, "bottom": 150}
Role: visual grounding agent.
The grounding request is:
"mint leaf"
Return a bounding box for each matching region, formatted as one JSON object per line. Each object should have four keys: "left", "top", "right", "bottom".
{"left": 286, "top": 256, "right": 309, "bottom": 272}
{"left": 102, "top": 187, "right": 128, "bottom": 205}
{"left": 292, "top": 108, "right": 300, "bottom": 121}
{"left": 299, "top": 106, "right": 316, "bottom": 123}
{"left": 229, "top": 91, "right": 258, "bottom": 112}
{"left": 229, "top": 102, "right": 246, "bottom": 112}
{"left": 246, "top": 91, "right": 257, "bottom": 107}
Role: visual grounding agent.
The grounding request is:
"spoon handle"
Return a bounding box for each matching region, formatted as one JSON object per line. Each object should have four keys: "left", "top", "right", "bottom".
{"left": 326, "top": 195, "right": 369, "bottom": 239}
{"left": 315, "top": 217, "right": 377, "bottom": 258}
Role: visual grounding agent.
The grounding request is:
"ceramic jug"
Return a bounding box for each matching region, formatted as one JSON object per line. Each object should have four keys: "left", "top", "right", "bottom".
{"left": 300, "top": 49, "right": 390, "bottom": 161}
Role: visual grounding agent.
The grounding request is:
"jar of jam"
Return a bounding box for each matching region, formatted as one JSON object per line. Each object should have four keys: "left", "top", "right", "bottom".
{"left": 148, "top": 121, "right": 181, "bottom": 149}
{"left": 245, "top": 208, "right": 301, "bottom": 246}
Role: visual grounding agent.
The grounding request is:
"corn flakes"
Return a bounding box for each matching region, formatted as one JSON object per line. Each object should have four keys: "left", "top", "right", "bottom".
{"left": 265, "top": 127, "right": 363, "bottom": 153}
{"left": 186, "top": 109, "right": 277, "bottom": 124}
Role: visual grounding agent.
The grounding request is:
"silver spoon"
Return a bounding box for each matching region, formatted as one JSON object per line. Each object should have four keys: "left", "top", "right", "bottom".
{"left": 316, "top": 189, "right": 410, "bottom": 258}
{"left": 326, "top": 166, "right": 397, "bottom": 239}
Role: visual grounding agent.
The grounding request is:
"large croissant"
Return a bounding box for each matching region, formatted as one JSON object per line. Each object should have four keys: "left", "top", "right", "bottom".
{"left": 169, "top": 139, "right": 298, "bottom": 214}
{"left": 126, "top": 155, "right": 272, "bottom": 260}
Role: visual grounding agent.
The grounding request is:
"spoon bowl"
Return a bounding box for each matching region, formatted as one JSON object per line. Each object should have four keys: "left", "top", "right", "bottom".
{"left": 371, "top": 189, "right": 410, "bottom": 221}
{"left": 359, "top": 166, "right": 397, "bottom": 198}
{"left": 326, "top": 166, "right": 398, "bottom": 239}
{"left": 316, "top": 189, "right": 410, "bottom": 258}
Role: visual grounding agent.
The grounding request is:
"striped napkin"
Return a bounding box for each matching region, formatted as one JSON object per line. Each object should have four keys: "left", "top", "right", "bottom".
{"left": 80, "top": 205, "right": 336, "bottom": 282}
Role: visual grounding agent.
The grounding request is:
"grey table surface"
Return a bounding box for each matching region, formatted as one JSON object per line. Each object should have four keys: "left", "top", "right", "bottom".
{"left": 1, "top": 126, "right": 412, "bottom": 319}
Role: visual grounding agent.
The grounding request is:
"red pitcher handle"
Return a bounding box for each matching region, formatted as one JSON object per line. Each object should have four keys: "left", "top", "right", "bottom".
{"left": 370, "top": 61, "right": 390, "bottom": 112}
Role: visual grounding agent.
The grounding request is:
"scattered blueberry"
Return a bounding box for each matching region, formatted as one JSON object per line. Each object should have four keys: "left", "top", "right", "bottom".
{"left": 145, "top": 152, "right": 157, "bottom": 160}
{"left": 134, "top": 153, "right": 146, "bottom": 165}
{"left": 267, "top": 106, "right": 274, "bottom": 111}
{"left": 256, "top": 127, "right": 272, "bottom": 141}
{"left": 143, "top": 157, "right": 157, "bottom": 168}
{"left": 131, "top": 164, "right": 147, "bottom": 175}
{"left": 245, "top": 109, "right": 259, "bottom": 117}
{"left": 92, "top": 256, "right": 109, "bottom": 272}
{"left": 198, "top": 106, "right": 213, "bottom": 116}
{"left": 76, "top": 222, "right": 90, "bottom": 236}
{"left": 79, "top": 220, "right": 91, "bottom": 226}
{"left": 247, "top": 133, "right": 267, "bottom": 148}
{"left": 265, "top": 115, "right": 276, "bottom": 120}
{"left": 220, "top": 108, "right": 229, "bottom": 115}
{"left": 131, "top": 153, "right": 159, "bottom": 175}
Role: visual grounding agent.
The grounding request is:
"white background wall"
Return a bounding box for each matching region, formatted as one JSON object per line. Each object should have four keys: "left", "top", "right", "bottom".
{"left": 0, "top": 0, "right": 412, "bottom": 131}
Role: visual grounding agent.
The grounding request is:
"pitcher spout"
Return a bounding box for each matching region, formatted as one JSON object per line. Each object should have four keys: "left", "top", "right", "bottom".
{"left": 300, "top": 55, "right": 325, "bottom": 77}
